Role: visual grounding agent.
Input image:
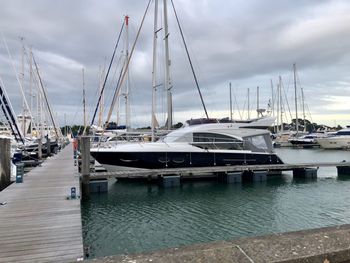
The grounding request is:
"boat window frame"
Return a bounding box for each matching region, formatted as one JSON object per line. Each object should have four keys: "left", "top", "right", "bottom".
{"left": 191, "top": 132, "right": 244, "bottom": 150}
{"left": 243, "top": 134, "right": 271, "bottom": 152}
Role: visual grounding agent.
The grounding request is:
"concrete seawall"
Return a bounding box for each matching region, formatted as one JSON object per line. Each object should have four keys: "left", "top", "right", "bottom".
{"left": 88, "top": 224, "right": 350, "bottom": 263}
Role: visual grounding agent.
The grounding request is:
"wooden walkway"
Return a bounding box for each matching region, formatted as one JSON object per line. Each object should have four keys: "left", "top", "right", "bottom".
{"left": 90, "top": 161, "right": 350, "bottom": 179}
{"left": 0, "top": 145, "right": 83, "bottom": 263}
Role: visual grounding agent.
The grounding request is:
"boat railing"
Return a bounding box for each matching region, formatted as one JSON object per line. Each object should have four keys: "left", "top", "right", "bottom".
{"left": 91, "top": 132, "right": 156, "bottom": 148}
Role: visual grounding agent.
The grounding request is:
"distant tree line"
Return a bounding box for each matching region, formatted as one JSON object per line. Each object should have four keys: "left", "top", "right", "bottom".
{"left": 269, "top": 118, "right": 343, "bottom": 133}
{"left": 61, "top": 125, "right": 89, "bottom": 137}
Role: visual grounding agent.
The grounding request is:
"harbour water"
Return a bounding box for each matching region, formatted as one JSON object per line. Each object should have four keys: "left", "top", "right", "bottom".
{"left": 82, "top": 148, "right": 350, "bottom": 258}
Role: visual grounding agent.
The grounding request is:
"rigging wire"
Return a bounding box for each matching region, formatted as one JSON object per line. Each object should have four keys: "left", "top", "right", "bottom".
{"left": 90, "top": 20, "right": 125, "bottom": 126}
{"left": 170, "top": 0, "right": 209, "bottom": 119}
{"left": 106, "top": 62, "right": 125, "bottom": 126}
{"left": 1, "top": 34, "right": 38, "bottom": 134}
{"left": 23, "top": 48, "right": 47, "bottom": 136}
{"left": 232, "top": 86, "right": 242, "bottom": 120}
{"left": 31, "top": 52, "right": 60, "bottom": 139}
{"left": 280, "top": 78, "right": 293, "bottom": 123}
{"left": 104, "top": 0, "right": 152, "bottom": 126}
{"left": 0, "top": 79, "right": 24, "bottom": 144}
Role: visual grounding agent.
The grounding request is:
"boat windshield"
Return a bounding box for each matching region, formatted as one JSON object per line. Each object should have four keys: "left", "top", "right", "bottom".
{"left": 243, "top": 134, "right": 271, "bottom": 152}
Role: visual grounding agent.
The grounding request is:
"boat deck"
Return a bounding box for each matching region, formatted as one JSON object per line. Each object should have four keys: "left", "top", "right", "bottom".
{"left": 0, "top": 145, "right": 83, "bottom": 263}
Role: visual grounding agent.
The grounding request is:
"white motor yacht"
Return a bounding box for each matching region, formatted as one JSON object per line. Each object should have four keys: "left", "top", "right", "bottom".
{"left": 316, "top": 126, "right": 350, "bottom": 149}
{"left": 90, "top": 122, "right": 283, "bottom": 171}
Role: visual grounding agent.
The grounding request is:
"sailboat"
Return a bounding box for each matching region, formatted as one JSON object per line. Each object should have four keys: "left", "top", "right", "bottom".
{"left": 223, "top": 84, "right": 276, "bottom": 130}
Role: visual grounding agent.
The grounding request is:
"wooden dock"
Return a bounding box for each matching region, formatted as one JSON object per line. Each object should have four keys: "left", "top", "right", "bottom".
{"left": 90, "top": 161, "right": 350, "bottom": 180}
{"left": 0, "top": 145, "right": 83, "bottom": 263}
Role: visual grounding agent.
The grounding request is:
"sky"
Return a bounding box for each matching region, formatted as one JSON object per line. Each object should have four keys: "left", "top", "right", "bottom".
{"left": 0, "top": 0, "right": 350, "bottom": 128}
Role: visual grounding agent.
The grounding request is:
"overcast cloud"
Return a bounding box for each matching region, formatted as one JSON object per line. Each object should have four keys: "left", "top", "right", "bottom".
{"left": 0, "top": 0, "right": 350, "bottom": 128}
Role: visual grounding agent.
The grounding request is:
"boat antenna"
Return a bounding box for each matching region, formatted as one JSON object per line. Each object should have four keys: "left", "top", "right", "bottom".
{"left": 170, "top": 0, "right": 209, "bottom": 119}
{"left": 90, "top": 20, "right": 125, "bottom": 127}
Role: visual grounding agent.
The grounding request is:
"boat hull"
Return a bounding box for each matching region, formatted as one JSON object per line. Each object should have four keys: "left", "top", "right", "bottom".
{"left": 316, "top": 137, "right": 350, "bottom": 149}
{"left": 90, "top": 151, "right": 283, "bottom": 171}
{"left": 288, "top": 139, "right": 318, "bottom": 148}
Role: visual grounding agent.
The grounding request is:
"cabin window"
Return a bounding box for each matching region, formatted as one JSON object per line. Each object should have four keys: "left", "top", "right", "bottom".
{"left": 337, "top": 131, "right": 350, "bottom": 136}
{"left": 192, "top": 133, "right": 243, "bottom": 150}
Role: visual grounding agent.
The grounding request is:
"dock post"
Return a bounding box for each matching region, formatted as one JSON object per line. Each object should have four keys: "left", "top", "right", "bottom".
{"left": 46, "top": 135, "right": 51, "bottom": 157}
{"left": 81, "top": 136, "right": 90, "bottom": 199}
{"left": 38, "top": 138, "right": 42, "bottom": 161}
{"left": 0, "top": 138, "right": 11, "bottom": 190}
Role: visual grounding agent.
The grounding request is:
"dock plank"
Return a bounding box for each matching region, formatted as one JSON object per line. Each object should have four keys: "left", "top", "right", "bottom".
{"left": 0, "top": 145, "right": 84, "bottom": 263}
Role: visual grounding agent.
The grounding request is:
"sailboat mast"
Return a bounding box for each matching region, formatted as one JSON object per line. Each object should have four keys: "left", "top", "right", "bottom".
{"left": 256, "top": 86, "right": 259, "bottom": 118}
{"left": 21, "top": 40, "right": 26, "bottom": 137}
{"left": 125, "top": 15, "right": 130, "bottom": 131}
{"left": 82, "top": 68, "right": 86, "bottom": 133}
{"left": 151, "top": 0, "right": 159, "bottom": 142}
{"left": 29, "top": 47, "right": 33, "bottom": 136}
{"left": 247, "top": 88, "right": 250, "bottom": 120}
{"left": 163, "top": 0, "right": 172, "bottom": 130}
{"left": 293, "top": 63, "right": 298, "bottom": 134}
{"left": 64, "top": 113, "right": 67, "bottom": 136}
{"left": 37, "top": 85, "right": 40, "bottom": 138}
{"left": 229, "top": 82, "right": 233, "bottom": 121}
{"left": 170, "top": 0, "right": 209, "bottom": 120}
{"left": 98, "top": 65, "right": 104, "bottom": 127}
{"left": 32, "top": 53, "right": 60, "bottom": 139}
{"left": 39, "top": 92, "right": 43, "bottom": 137}
{"left": 301, "top": 87, "right": 306, "bottom": 132}
{"left": 271, "top": 79, "right": 276, "bottom": 133}
{"left": 279, "top": 76, "right": 283, "bottom": 133}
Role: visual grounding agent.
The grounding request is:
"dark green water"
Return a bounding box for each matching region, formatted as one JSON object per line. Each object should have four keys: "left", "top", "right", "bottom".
{"left": 82, "top": 148, "right": 350, "bottom": 258}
